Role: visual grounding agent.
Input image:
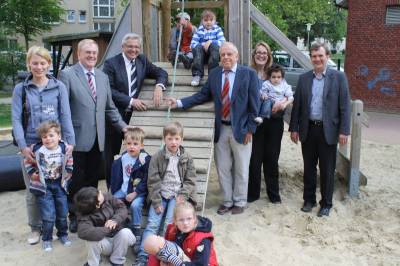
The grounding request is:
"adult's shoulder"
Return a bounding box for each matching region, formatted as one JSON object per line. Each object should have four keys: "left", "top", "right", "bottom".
{"left": 208, "top": 66, "right": 222, "bottom": 77}
{"left": 299, "top": 69, "right": 313, "bottom": 80}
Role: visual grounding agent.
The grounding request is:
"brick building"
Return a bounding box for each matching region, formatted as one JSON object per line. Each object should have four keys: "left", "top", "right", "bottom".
{"left": 337, "top": 0, "right": 400, "bottom": 112}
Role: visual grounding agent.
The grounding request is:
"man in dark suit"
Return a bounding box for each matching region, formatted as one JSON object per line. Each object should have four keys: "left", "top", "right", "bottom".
{"left": 103, "top": 33, "right": 168, "bottom": 187}
{"left": 289, "top": 42, "right": 351, "bottom": 217}
{"left": 168, "top": 42, "right": 260, "bottom": 215}
{"left": 59, "top": 39, "right": 128, "bottom": 232}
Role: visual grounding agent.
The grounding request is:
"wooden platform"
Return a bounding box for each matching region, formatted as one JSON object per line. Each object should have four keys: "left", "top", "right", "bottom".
{"left": 127, "top": 63, "right": 214, "bottom": 211}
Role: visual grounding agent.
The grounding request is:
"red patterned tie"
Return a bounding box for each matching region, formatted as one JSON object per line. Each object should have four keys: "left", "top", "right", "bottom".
{"left": 87, "top": 72, "right": 96, "bottom": 101}
{"left": 221, "top": 70, "right": 230, "bottom": 120}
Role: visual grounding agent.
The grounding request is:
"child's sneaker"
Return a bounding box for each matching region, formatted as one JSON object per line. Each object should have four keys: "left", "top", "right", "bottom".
{"left": 254, "top": 117, "right": 263, "bottom": 124}
{"left": 27, "top": 230, "right": 41, "bottom": 245}
{"left": 191, "top": 75, "right": 201, "bottom": 86}
{"left": 42, "top": 241, "right": 52, "bottom": 252}
{"left": 59, "top": 235, "right": 72, "bottom": 246}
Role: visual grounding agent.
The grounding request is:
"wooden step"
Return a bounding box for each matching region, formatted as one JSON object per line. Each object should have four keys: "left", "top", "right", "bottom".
{"left": 128, "top": 125, "right": 214, "bottom": 142}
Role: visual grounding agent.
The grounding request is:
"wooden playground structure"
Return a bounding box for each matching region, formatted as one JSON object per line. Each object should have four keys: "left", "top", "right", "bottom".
{"left": 101, "top": 0, "right": 367, "bottom": 210}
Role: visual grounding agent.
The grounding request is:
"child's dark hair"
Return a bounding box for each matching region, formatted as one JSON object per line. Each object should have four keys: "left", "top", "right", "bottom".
{"left": 36, "top": 120, "right": 61, "bottom": 138}
{"left": 74, "top": 187, "right": 99, "bottom": 215}
{"left": 267, "top": 64, "right": 285, "bottom": 79}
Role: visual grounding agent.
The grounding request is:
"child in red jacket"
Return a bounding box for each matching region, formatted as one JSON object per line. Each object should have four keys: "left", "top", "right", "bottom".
{"left": 144, "top": 201, "right": 218, "bottom": 266}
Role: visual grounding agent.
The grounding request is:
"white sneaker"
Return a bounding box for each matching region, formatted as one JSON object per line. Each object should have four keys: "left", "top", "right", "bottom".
{"left": 191, "top": 76, "right": 201, "bottom": 86}
{"left": 27, "top": 231, "right": 41, "bottom": 245}
{"left": 42, "top": 241, "right": 52, "bottom": 252}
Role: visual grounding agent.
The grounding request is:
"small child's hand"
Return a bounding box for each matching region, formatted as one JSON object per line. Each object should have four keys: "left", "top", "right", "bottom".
{"left": 105, "top": 219, "right": 117, "bottom": 230}
{"left": 203, "top": 40, "right": 212, "bottom": 52}
{"left": 155, "top": 205, "right": 164, "bottom": 214}
{"left": 125, "top": 192, "right": 137, "bottom": 203}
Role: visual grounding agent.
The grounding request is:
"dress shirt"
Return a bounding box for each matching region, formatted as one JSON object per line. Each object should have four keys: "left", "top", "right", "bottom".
{"left": 309, "top": 68, "right": 327, "bottom": 121}
{"left": 79, "top": 63, "right": 97, "bottom": 91}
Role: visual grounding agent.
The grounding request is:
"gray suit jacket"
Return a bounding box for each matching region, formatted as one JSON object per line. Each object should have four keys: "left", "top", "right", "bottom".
{"left": 289, "top": 68, "right": 351, "bottom": 145}
{"left": 59, "top": 64, "right": 126, "bottom": 152}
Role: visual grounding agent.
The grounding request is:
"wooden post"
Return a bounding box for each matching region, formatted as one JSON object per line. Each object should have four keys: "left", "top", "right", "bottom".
{"left": 224, "top": 0, "right": 229, "bottom": 40}
{"left": 228, "top": 0, "right": 241, "bottom": 54}
{"left": 142, "top": 0, "right": 152, "bottom": 57}
{"left": 131, "top": 0, "right": 143, "bottom": 36}
{"left": 161, "top": 0, "right": 171, "bottom": 61}
{"left": 349, "top": 100, "right": 363, "bottom": 197}
{"left": 242, "top": 0, "right": 251, "bottom": 65}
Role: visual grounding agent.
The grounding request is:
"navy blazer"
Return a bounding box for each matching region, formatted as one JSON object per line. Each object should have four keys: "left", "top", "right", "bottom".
{"left": 110, "top": 150, "right": 151, "bottom": 197}
{"left": 181, "top": 65, "right": 260, "bottom": 144}
{"left": 289, "top": 68, "right": 351, "bottom": 145}
{"left": 103, "top": 53, "right": 168, "bottom": 113}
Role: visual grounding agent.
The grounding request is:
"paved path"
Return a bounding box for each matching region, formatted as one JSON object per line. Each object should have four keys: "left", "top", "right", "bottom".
{"left": 363, "top": 112, "right": 400, "bottom": 145}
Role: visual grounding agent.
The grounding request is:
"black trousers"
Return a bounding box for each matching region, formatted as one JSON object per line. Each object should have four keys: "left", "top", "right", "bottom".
{"left": 104, "top": 111, "right": 131, "bottom": 188}
{"left": 248, "top": 117, "right": 284, "bottom": 202}
{"left": 301, "top": 124, "right": 337, "bottom": 208}
{"left": 192, "top": 43, "right": 220, "bottom": 77}
{"left": 68, "top": 138, "right": 102, "bottom": 215}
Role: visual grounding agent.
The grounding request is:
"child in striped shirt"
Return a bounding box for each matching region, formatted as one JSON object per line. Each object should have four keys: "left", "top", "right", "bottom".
{"left": 190, "top": 9, "right": 226, "bottom": 87}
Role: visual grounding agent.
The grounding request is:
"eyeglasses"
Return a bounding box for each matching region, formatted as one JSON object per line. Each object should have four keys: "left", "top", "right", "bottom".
{"left": 256, "top": 51, "right": 269, "bottom": 56}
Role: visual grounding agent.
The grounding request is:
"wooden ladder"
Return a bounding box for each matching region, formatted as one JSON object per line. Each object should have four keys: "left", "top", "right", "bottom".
{"left": 127, "top": 62, "right": 214, "bottom": 211}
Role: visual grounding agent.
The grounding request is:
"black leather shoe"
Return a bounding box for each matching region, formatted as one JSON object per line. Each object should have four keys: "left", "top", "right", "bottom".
{"left": 301, "top": 202, "right": 316, "bottom": 213}
{"left": 69, "top": 216, "right": 78, "bottom": 233}
{"left": 317, "top": 207, "right": 330, "bottom": 217}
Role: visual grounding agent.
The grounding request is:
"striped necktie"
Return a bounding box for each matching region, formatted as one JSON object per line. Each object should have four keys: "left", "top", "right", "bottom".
{"left": 221, "top": 70, "right": 231, "bottom": 120}
{"left": 130, "top": 59, "right": 137, "bottom": 97}
{"left": 86, "top": 72, "right": 96, "bottom": 101}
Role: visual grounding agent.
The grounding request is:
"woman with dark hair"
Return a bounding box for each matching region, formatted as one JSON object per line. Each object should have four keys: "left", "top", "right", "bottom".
{"left": 11, "top": 46, "right": 75, "bottom": 245}
{"left": 248, "top": 41, "right": 292, "bottom": 204}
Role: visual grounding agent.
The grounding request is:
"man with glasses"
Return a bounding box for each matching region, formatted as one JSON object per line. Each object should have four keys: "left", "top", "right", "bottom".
{"left": 103, "top": 33, "right": 168, "bottom": 188}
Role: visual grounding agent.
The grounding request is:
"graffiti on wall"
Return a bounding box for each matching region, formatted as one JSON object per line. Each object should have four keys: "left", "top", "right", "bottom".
{"left": 357, "top": 65, "right": 399, "bottom": 96}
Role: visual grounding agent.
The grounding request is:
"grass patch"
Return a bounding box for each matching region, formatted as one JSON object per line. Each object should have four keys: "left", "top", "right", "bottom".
{"left": 0, "top": 104, "right": 12, "bottom": 128}
{"left": 0, "top": 91, "right": 12, "bottom": 98}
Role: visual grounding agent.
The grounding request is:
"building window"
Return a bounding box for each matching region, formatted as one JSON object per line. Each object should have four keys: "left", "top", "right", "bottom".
{"left": 66, "top": 10, "right": 75, "bottom": 23}
{"left": 93, "top": 0, "right": 115, "bottom": 18}
{"left": 386, "top": 6, "right": 400, "bottom": 25}
{"left": 79, "top": 10, "right": 87, "bottom": 23}
{"left": 94, "top": 22, "right": 115, "bottom": 32}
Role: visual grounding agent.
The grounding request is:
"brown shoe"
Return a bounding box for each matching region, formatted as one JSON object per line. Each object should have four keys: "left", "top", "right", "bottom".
{"left": 217, "top": 205, "right": 232, "bottom": 215}
{"left": 231, "top": 206, "right": 244, "bottom": 215}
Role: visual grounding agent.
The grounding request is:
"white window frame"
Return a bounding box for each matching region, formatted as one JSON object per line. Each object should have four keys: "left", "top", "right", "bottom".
{"left": 93, "top": 22, "right": 114, "bottom": 32}
{"left": 93, "top": 0, "right": 115, "bottom": 18}
{"left": 386, "top": 6, "right": 400, "bottom": 25}
{"left": 66, "top": 10, "right": 75, "bottom": 23}
{"left": 79, "top": 10, "right": 87, "bottom": 23}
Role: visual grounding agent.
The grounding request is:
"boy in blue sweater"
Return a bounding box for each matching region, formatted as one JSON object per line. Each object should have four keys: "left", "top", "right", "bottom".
{"left": 190, "top": 9, "right": 226, "bottom": 86}
{"left": 110, "top": 127, "right": 151, "bottom": 247}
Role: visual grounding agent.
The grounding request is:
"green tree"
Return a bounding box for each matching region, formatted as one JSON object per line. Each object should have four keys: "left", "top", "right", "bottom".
{"left": 0, "top": 0, "right": 64, "bottom": 50}
{"left": 252, "top": 0, "right": 347, "bottom": 50}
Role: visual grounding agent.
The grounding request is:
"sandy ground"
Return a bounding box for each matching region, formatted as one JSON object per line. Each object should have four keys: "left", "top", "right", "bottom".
{"left": 0, "top": 130, "right": 399, "bottom": 266}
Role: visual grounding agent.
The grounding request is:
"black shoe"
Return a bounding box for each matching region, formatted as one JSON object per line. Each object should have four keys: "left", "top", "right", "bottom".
{"left": 111, "top": 263, "right": 123, "bottom": 266}
{"left": 301, "top": 202, "right": 316, "bottom": 213}
{"left": 179, "top": 54, "right": 192, "bottom": 69}
{"left": 69, "top": 216, "right": 78, "bottom": 233}
{"left": 247, "top": 197, "right": 259, "bottom": 203}
{"left": 83, "top": 263, "right": 89, "bottom": 266}
{"left": 317, "top": 207, "right": 331, "bottom": 217}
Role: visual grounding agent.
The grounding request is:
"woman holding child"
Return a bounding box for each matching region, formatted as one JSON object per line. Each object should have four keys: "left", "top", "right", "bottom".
{"left": 11, "top": 46, "right": 75, "bottom": 245}
{"left": 248, "top": 42, "right": 293, "bottom": 204}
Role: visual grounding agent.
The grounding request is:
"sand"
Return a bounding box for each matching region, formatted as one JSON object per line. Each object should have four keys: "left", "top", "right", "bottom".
{"left": 0, "top": 131, "right": 399, "bottom": 266}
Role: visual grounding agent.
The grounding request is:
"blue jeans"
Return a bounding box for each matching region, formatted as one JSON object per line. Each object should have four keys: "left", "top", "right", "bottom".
{"left": 113, "top": 190, "right": 146, "bottom": 228}
{"left": 137, "top": 197, "right": 176, "bottom": 259}
{"left": 130, "top": 196, "right": 145, "bottom": 227}
{"left": 37, "top": 179, "right": 68, "bottom": 241}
